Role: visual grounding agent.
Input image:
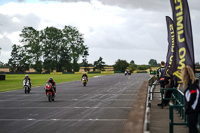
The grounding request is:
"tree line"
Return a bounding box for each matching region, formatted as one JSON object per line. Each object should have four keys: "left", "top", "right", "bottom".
{"left": 2, "top": 25, "right": 199, "bottom": 73}
{"left": 2, "top": 25, "right": 163, "bottom": 73}
{"left": 7, "top": 26, "right": 88, "bottom": 73}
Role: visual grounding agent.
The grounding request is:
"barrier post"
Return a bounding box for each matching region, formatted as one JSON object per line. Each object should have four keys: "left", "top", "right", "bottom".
{"left": 169, "top": 104, "right": 174, "bottom": 133}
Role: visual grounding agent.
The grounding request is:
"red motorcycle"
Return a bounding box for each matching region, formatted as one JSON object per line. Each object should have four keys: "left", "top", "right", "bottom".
{"left": 45, "top": 83, "right": 55, "bottom": 102}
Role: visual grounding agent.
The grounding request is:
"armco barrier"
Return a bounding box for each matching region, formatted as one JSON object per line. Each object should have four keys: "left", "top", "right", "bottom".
{"left": 0, "top": 75, "right": 5, "bottom": 80}
{"left": 144, "top": 75, "right": 157, "bottom": 133}
{"left": 62, "top": 72, "right": 74, "bottom": 74}
{"left": 137, "top": 71, "right": 147, "bottom": 73}
{"left": 50, "top": 72, "right": 62, "bottom": 75}
{"left": 114, "top": 71, "right": 121, "bottom": 73}
{"left": 88, "top": 71, "right": 101, "bottom": 74}
{"left": 101, "top": 71, "right": 114, "bottom": 74}
{"left": 75, "top": 72, "right": 87, "bottom": 74}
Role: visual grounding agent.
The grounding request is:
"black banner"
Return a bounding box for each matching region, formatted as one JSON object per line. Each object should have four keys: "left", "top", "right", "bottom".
{"left": 170, "top": 0, "right": 195, "bottom": 83}
{"left": 164, "top": 16, "right": 175, "bottom": 78}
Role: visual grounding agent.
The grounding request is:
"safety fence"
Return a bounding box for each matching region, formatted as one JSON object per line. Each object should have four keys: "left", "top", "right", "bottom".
{"left": 146, "top": 77, "right": 200, "bottom": 133}
{"left": 160, "top": 86, "right": 200, "bottom": 133}
{"left": 143, "top": 76, "right": 157, "bottom": 133}
{"left": 167, "top": 88, "right": 200, "bottom": 133}
{"left": 167, "top": 89, "right": 187, "bottom": 133}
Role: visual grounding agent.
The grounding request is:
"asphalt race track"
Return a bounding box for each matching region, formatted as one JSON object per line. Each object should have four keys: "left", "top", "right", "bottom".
{"left": 0, "top": 73, "right": 149, "bottom": 133}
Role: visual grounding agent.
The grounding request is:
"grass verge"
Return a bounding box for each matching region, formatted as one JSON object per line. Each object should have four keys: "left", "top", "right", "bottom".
{"left": 0, "top": 73, "right": 110, "bottom": 92}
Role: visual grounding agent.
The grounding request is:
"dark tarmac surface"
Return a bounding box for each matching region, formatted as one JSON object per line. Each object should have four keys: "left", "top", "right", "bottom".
{"left": 0, "top": 73, "right": 149, "bottom": 133}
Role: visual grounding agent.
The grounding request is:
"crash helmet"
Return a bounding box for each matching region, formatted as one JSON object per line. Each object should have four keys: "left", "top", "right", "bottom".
{"left": 49, "top": 77, "right": 53, "bottom": 83}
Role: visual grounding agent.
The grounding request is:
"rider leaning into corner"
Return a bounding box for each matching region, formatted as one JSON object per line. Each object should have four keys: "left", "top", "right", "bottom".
{"left": 46, "top": 77, "right": 56, "bottom": 93}
{"left": 81, "top": 72, "right": 88, "bottom": 81}
{"left": 24, "top": 74, "right": 32, "bottom": 87}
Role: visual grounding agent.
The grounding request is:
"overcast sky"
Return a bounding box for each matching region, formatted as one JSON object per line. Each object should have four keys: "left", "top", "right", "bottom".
{"left": 0, "top": 0, "right": 199, "bottom": 65}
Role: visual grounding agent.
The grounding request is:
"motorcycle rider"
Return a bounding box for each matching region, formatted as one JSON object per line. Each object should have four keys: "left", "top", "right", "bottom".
{"left": 46, "top": 77, "right": 56, "bottom": 94}
{"left": 81, "top": 72, "right": 88, "bottom": 81}
{"left": 124, "top": 70, "right": 127, "bottom": 76}
{"left": 24, "top": 74, "right": 31, "bottom": 88}
{"left": 156, "top": 61, "right": 165, "bottom": 88}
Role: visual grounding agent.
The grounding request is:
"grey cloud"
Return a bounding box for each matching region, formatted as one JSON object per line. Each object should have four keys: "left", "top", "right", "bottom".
{"left": 0, "top": 13, "right": 41, "bottom": 63}
{"left": 0, "top": 14, "right": 19, "bottom": 34}
{"left": 100, "top": 0, "right": 170, "bottom": 11}
{"left": 0, "top": 13, "right": 41, "bottom": 34}
{"left": 1, "top": 0, "right": 200, "bottom": 65}
{"left": 39, "top": 0, "right": 170, "bottom": 11}
{"left": 0, "top": 36, "right": 13, "bottom": 63}
{"left": 101, "top": 0, "right": 200, "bottom": 11}
{"left": 85, "top": 8, "right": 167, "bottom": 52}
{"left": 0, "top": 36, "right": 13, "bottom": 51}
{"left": 39, "top": 0, "right": 200, "bottom": 11}
{"left": 40, "top": 0, "right": 91, "bottom": 2}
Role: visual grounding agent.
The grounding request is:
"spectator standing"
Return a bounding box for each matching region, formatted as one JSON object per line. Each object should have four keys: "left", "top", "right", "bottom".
{"left": 157, "top": 61, "right": 165, "bottom": 88}
{"left": 181, "top": 65, "right": 200, "bottom": 133}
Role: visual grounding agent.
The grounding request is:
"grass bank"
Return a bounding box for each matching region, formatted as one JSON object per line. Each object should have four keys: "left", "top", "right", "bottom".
{"left": 0, "top": 73, "right": 110, "bottom": 92}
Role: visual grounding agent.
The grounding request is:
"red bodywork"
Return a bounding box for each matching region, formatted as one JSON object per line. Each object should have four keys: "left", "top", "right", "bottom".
{"left": 45, "top": 83, "right": 55, "bottom": 96}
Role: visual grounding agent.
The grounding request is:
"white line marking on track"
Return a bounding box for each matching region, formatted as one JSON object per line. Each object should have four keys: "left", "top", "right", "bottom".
{"left": 0, "top": 107, "right": 132, "bottom": 109}
{"left": 0, "top": 99, "right": 135, "bottom": 102}
{"left": 0, "top": 118, "right": 127, "bottom": 122}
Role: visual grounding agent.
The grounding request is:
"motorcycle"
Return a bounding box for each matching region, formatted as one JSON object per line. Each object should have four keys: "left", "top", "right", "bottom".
{"left": 125, "top": 71, "right": 128, "bottom": 76}
{"left": 23, "top": 79, "right": 31, "bottom": 94}
{"left": 45, "top": 83, "right": 55, "bottom": 102}
{"left": 82, "top": 76, "right": 87, "bottom": 87}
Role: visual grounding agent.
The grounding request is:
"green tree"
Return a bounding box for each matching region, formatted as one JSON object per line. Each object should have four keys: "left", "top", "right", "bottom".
{"left": 93, "top": 57, "right": 105, "bottom": 71}
{"left": 0, "top": 61, "right": 4, "bottom": 67}
{"left": 148, "top": 59, "right": 157, "bottom": 66}
{"left": 57, "top": 44, "right": 72, "bottom": 72}
{"left": 41, "top": 26, "right": 63, "bottom": 72}
{"left": 0, "top": 62, "right": 9, "bottom": 68}
{"left": 8, "top": 44, "right": 29, "bottom": 72}
{"left": 137, "top": 65, "right": 149, "bottom": 70}
{"left": 8, "top": 25, "right": 87, "bottom": 73}
{"left": 8, "top": 45, "right": 18, "bottom": 72}
{"left": 20, "top": 26, "right": 42, "bottom": 73}
{"left": 82, "top": 48, "right": 89, "bottom": 72}
{"left": 113, "top": 59, "right": 129, "bottom": 72}
{"left": 18, "top": 47, "right": 30, "bottom": 72}
{"left": 128, "top": 60, "right": 137, "bottom": 71}
{"left": 63, "top": 26, "right": 85, "bottom": 72}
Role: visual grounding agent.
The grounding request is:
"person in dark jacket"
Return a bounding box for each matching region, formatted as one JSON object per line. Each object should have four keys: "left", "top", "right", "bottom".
{"left": 157, "top": 61, "right": 165, "bottom": 88}
{"left": 24, "top": 74, "right": 32, "bottom": 87}
{"left": 81, "top": 72, "right": 88, "bottom": 81}
{"left": 181, "top": 65, "right": 200, "bottom": 133}
{"left": 46, "top": 77, "right": 56, "bottom": 93}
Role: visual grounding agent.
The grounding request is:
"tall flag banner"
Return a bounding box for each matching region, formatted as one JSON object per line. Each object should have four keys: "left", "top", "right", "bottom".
{"left": 164, "top": 16, "right": 176, "bottom": 78}
{"left": 170, "top": 0, "right": 195, "bottom": 83}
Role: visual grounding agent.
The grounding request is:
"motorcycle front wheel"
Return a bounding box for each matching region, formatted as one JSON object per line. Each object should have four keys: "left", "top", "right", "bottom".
{"left": 48, "top": 94, "right": 52, "bottom": 102}
{"left": 28, "top": 88, "right": 30, "bottom": 93}
{"left": 24, "top": 86, "right": 27, "bottom": 94}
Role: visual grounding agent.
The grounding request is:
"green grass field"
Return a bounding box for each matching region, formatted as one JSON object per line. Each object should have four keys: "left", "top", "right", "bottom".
{"left": 0, "top": 73, "right": 110, "bottom": 92}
